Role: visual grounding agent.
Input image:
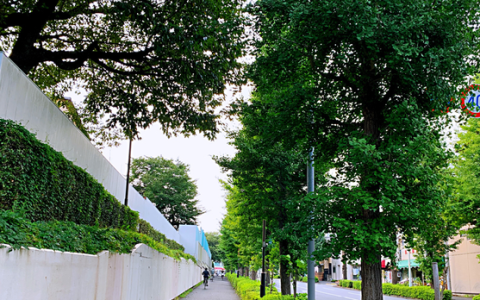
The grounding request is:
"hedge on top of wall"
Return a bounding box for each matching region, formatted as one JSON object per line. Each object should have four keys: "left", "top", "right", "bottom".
{"left": 137, "top": 219, "right": 184, "bottom": 251}
{"left": 0, "top": 118, "right": 138, "bottom": 230}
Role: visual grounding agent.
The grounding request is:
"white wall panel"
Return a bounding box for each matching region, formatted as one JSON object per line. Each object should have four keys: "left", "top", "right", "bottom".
{"left": 0, "top": 244, "right": 202, "bottom": 300}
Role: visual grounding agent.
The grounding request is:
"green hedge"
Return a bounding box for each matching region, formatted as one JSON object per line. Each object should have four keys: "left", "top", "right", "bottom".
{"left": 225, "top": 273, "right": 307, "bottom": 300}
{"left": 353, "top": 281, "right": 361, "bottom": 290}
{"left": 383, "top": 283, "right": 452, "bottom": 300}
{"left": 0, "top": 118, "right": 138, "bottom": 230}
{"left": 300, "top": 277, "right": 319, "bottom": 283}
{"left": 472, "top": 295, "right": 480, "bottom": 300}
{"left": 339, "top": 280, "right": 354, "bottom": 288}
{"left": 137, "top": 219, "right": 184, "bottom": 251}
{"left": 0, "top": 209, "right": 194, "bottom": 261}
{"left": 338, "top": 280, "right": 452, "bottom": 300}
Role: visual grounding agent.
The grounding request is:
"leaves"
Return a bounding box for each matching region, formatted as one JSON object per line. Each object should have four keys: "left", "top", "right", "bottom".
{"left": 1, "top": 0, "right": 247, "bottom": 139}
{"left": 130, "top": 156, "right": 204, "bottom": 229}
{"left": 0, "top": 119, "right": 138, "bottom": 230}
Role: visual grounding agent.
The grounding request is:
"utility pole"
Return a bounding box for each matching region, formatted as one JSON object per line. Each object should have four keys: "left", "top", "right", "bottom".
{"left": 408, "top": 249, "right": 412, "bottom": 287}
{"left": 261, "top": 220, "right": 266, "bottom": 297}
{"left": 432, "top": 262, "right": 441, "bottom": 300}
{"left": 307, "top": 148, "right": 315, "bottom": 300}
{"left": 124, "top": 135, "right": 133, "bottom": 206}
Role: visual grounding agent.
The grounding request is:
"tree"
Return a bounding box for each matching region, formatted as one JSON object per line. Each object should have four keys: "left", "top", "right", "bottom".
{"left": 0, "top": 0, "right": 246, "bottom": 138}
{"left": 215, "top": 100, "right": 322, "bottom": 295}
{"left": 247, "top": 0, "right": 479, "bottom": 298}
{"left": 450, "top": 118, "right": 480, "bottom": 251}
{"left": 129, "top": 156, "right": 204, "bottom": 229}
{"left": 205, "top": 232, "right": 221, "bottom": 262}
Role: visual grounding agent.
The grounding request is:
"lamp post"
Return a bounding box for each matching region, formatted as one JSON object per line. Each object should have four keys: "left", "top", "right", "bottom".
{"left": 261, "top": 220, "right": 266, "bottom": 297}
{"left": 307, "top": 148, "right": 315, "bottom": 300}
{"left": 124, "top": 135, "right": 133, "bottom": 206}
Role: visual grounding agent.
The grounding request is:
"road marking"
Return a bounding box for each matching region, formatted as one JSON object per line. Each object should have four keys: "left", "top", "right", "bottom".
{"left": 317, "top": 291, "right": 343, "bottom": 297}
{"left": 343, "top": 297, "right": 358, "bottom": 300}
{"left": 348, "top": 292, "right": 359, "bottom": 295}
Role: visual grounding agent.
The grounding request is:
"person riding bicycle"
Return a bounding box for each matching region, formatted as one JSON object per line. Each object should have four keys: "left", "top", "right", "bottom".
{"left": 202, "top": 268, "right": 210, "bottom": 286}
{"left": 211, "top": 268, "right": 215, "bottom": 281}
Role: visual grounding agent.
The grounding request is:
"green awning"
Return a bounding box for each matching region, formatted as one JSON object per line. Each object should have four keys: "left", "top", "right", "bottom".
{"left": 397, "top": 259, "right": 420, "bottom": 269}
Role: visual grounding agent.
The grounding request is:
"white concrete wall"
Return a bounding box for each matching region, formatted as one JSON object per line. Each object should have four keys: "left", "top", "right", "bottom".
{"left": 0, "top": 244, "right": 202, "bottom": 300}
{"left": 0, "top": 53, "right": 212, "bottom": 266}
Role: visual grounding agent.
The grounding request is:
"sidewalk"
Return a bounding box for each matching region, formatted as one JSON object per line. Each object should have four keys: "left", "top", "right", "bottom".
{"left": 183, "top": 277, "right": 240, "bottom": 300}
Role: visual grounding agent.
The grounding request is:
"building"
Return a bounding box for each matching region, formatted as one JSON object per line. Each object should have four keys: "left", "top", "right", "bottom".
{"left": 448, "top": 231, "right": 480, "bottom": 294}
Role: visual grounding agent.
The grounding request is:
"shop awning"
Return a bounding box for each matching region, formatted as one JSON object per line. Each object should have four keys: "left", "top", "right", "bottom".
{"left": 396, "top": 259, "right": 420, "bottom": 269}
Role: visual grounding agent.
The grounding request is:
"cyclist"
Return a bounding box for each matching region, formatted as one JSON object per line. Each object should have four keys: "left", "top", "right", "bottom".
{"left": 211, "top": 268, "right": 215, "bottom": 281}
{"left": 202, "top": 268, "right": 210, "bottom": 288}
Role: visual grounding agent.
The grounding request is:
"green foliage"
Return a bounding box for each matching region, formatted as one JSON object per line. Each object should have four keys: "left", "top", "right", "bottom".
{"left": 339, "top": 281, "right": 452, "bottom": 300}
{"left": 137, "top": 219, "right": 184, "bottom": 252}
{"left": 472, "top": 295, "right": 480, "bottom": 300}
{"left": 0, "top": 119, "right": 138, "bottom": 230}
{"left": 178, "top": 281, "right": 203, "bottom": 298}
{"left": 1, "top": 0, "right": 247, "bottom": 139}
{"left": 216, "top": 99, "right": 315, "bottom": 294}
{"left": 130, "top": 156, "right": 204, "bottom": 229}
{"left": 449, "top": 118, "right": 480, "bottom": 245}
{"left": 299, "top": 277, "right": 318, "bottom": 283}
{"left": 205, "top": 232, "right": 221, "bottom": 262}
{"left": 225, "top": 273, "right": 306, "bottom": 300}
{"left": 245, "top": 5, "right": 480, "bottom": 297}
{"left": 339, "top": 280, "right": 354, "bottom": 288}
{"left": 0, "top": 209, "right": 195, "bottom": 262}
{"left": 382, "top": 283, "right": 452, "bottom": 300}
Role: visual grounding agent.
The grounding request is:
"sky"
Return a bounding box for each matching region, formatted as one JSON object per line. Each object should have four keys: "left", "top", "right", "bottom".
{"left": 66, "top": 86, "right": 252, "bottom": 233}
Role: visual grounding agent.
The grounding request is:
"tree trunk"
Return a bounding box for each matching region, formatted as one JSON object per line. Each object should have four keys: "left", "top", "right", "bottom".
{"left": 279, "top": 239, "right": 291, "bottom": 295}
{"left": 251, "top": 270, "right": 256, "bottom": 280}
{"left": 392, "top": 269, "right": 398, "bottom": 284}
{"left": 361, "top": 254, "right": 384, "bottom": 300}
{"left": 266, "top": 260, "right": 270, "bottom": 287}
{"left": 293, "top": 273, "right": 297, "bottom": 298}
{"left": 342, "top": 252, "right": 348, "bottom": 280}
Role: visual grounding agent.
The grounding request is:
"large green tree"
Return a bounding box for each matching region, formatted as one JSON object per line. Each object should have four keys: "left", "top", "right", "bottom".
{"left": 130, "top": 156, "right": 204, "bottom": 229}
{"left": 450, "top": 118, "right": 480, "bottom": 251}
{"left": 0, "top": 0, "right": 246, "bottom": 138}
{"left": 216, "top": 101, "right": 320, "bottom": 294}
{"left": 205, "top": 232, "right": 221, "bottom": 262}
{"left": 247, "top": 0, "right": 479, "bottom": 298}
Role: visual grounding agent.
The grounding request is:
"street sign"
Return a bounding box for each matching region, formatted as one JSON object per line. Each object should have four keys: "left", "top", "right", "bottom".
{"left": 461, "top": 85, "right": 480, "bottom": 118}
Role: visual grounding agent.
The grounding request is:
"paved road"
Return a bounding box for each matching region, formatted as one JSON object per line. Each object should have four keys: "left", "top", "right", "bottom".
{"left": 183, "top": 276, "right": 240, "bottom": 300}
{"left": 274, "top": 280, "right": 406, "bottom": 300}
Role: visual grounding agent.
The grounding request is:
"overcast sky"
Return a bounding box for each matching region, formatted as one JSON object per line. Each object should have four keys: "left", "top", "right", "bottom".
{"left": 66, "top": 86, "right": 252, "bottom": 233}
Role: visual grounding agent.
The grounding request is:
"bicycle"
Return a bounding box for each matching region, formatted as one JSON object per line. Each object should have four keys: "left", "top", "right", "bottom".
{"left": 204, "top": 276, "right": 209, "bottom": 289}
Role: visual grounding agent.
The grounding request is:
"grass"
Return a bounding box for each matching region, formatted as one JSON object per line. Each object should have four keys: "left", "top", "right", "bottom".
{"left": 176, "top": 281, "right": 203, "bottom": 299}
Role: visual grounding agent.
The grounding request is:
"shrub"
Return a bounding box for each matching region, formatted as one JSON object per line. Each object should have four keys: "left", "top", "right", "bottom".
{"left": 300, "top": 276, "right": 318, "bottom": 283}
{"left": 353, "top": 281, "right": 361, "bottom": 290}
{"left": 225, "top": 273, "right": 306, "bottom": 300}
{"left": 137, "top": 219, "right": 184, "bottom": 251}
{"left": 383, "top": 283, "right": 451, "bottom": 300}
{"left": 472, "top": 295, "right": 480, "bottom": 300}
{"left": 339, "top": 280, "right": 353, "bottom": 288}
{"left": 0, "top": 209, "right": 194, "bottom": 261}
{"left": 0, "top": 119, "right": 138, "bottom": 230}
